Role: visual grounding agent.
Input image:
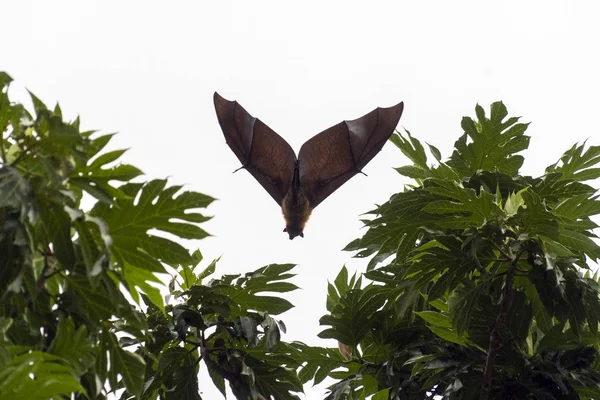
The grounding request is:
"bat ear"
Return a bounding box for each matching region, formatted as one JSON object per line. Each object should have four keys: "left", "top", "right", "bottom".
{"left": 283, "top": 227, "right": 287, "bottom": 232}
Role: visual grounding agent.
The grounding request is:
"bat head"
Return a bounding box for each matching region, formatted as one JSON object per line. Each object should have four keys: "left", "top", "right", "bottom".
{"left": 283, "top": 225, "right": 304, "bottom": 240}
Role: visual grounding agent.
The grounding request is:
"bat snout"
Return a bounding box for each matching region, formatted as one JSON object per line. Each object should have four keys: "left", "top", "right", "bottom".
{"left": 283, "top": 226, "right": 304, "bottom": 240}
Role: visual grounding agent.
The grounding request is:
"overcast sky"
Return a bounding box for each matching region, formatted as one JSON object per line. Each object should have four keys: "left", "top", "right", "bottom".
{"left": 3, "top": 1, "right": 600, "bottom": 398}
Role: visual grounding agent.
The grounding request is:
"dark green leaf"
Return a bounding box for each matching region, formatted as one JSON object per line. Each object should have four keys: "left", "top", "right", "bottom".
{"left": 38, "top": 196, "right": 75, "bottom": 269}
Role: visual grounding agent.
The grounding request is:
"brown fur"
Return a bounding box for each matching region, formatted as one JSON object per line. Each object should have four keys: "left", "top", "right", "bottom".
{"left": 281, "top": 189, "right": 312, "bottom": 239}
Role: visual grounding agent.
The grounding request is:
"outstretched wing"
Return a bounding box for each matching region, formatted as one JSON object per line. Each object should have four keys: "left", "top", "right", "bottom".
{"left": 298, "top": 102, "right": 404, "bottom": 208}
{"left": 213, "top": 92, "right": 297, "bottom": 205}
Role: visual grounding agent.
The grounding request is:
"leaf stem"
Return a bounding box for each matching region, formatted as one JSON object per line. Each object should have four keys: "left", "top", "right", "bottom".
{"left": 479, "top": 252, "right": 518, "bottom": 400}
{"left": 0, "top": 133, "right": 6, "bottom": 163}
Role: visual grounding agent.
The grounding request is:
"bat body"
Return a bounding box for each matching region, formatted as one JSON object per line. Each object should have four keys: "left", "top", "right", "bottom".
{"left": 281, "top": 160, "right": 312, "bottom": 239}
{"left": 213, "top": 92, "right": 404, "bottom": 240}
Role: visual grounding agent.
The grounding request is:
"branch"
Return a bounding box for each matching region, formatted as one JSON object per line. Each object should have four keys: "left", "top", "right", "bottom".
{"left": 9, "top": 137, "right": 40, "bottom": 167}
{"left": 9, "top": 147, "right": 30, "bottom": 167}
{"left": 198, "top": 330, "right": 238, "bottom": 382}
{"left": 36, "top": 250, "right": 60, "bottom": 294}
{"left": 479, "top": 253, "right": 518, "bottom": 400}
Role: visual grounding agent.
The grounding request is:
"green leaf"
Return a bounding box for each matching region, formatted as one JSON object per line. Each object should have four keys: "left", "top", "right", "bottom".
{"left": 53, "top": 102, "right": 62, "bottom": 117}
{"left": 415, "top": 311, "right": 452, "bottom": 328}
{"left": 504, "top": 188, "right": 527, "bottom": 216}
{"left": 395, "top": 165, "right": 430, "bottom": 180}
{"left": 90, "top": 180, "right": 214, "bottom": 274}
{"left": 114, "top": 234, "right": 191, "bottom": 265}
{"left": 427, "top": 326, "right": 471, "bottom": 346}
{"left": 289, "top": 343, "right": 345, "bottom": 385}
{"left": 171, "top": 366, "right": 201, "bottom": 400}
{"left": 548, "top": 142, "right": 600, "bottom": 181}
{"left": 426, "top": 296, "right": 449, "bottom": 312}
{"left": 179, "top": 265, "right": 195, "bottom": 290}
{"left": 490, "top": 101, "right": 508, "bottom": 125}
{"left": 0, "top": 167, "right": 31, "bottom": 209}
{"left": 0, "top": 71, "right": 13, "bottom": 88}
{"left": 553, "top": 194, "right": 600, "bottom": 220}
{"left": 197, "top": 257, "right": 218, "bottom": 281}
{"left": 28, "top": 90, "right": 48, "bottom": 113}
{"left": 87, "top": 149, "right": 129, "bottom": 170}
{"left": 234, "top": 294, "right": 294, "bottom": 315}
{"left": 423, "top": 180, "right": 502, "bottom": 229}
{"left": 123, "top": 263, "right": 165, "bottom": 312}
{"left": 506, "top": 291, "right": 533, "bottom": 344}
{"left": 448, "top": 280, "right": 488, "bottom": 336}
{"left": 87, "top": 133, "right": 116, "bottom": 158}
{"left": 461, "top": 117, "right": 478, "bottom": 138}
{"left": 574, "top": 386, "right": 600, "bottom": 399}
{"left": 37, "top": 196, "right": 75, "bottom": 269}
{"left": 541, "top": 236, "right": 576, "bottom": 257}
{"left": 48, "top": 318, "right": 94, "bottom": 375}
{"left": 390, "top": 130, "right": 429, "bottom": 169}
{"left": 207, "top": 365, "right": 226, "bottom": 397}
{"left": 103, "top": 329, "right": 145, "bottom": 398}
{"left": 83, "top": 163, "right": 143, "bottom": 181}
{"left": 449, "top": 103, "right": 530, "bottom": 176}
{"left": 70, "top": 177, "right": 124, "bottom": 204}
{"left": 74, "top": 219, "right": 107, "bottom": 279}
{"left": 346, "top": 189, "right": 441, "bottom": 261}
{"left": 559, "top": 229, "right": 600, "bottom": 261}
{"left": 334, "top": 266, "right": 349, "bottom": 295}
{"left": 427, "top": 143, "right": 442, "bottom": 162}
{"left": 319, "top": 286, "right": 387, "bottom": 346}
{"left": 48, "top": 118, "right": 82, "bottom": 145}
{"left": 0, "top": 351, "right": 84, "bottom": 400}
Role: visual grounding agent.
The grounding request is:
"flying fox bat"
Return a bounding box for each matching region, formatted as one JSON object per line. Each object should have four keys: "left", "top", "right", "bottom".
{"left": 213, "top": 92, "right": 404, "bottom": 240}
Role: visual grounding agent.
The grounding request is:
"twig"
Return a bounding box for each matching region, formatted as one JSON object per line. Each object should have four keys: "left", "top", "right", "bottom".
{"left": 488, "top": 239, "right": 512, "bottom": 261}
{"left": 36, "top": 250, "right": 58, "bottom": 294}
{"left": 199, "top": 330, "right": 237, "bottom": 382}
{"left": 9, "top": 149, "right": 28, "bottom": 167}
{"left": 479, "top": 253, "right": 518, "bottom": 400}
{"left": 9, "top": 138, "right": 40, "bottom": 167}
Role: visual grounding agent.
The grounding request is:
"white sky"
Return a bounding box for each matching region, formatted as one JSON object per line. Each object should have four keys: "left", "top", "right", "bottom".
{"left": 3, "top": 1, "right": 600, "bottom": 398}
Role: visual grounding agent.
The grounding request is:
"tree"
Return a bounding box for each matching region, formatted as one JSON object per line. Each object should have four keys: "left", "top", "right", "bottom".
{"left": 0, "top": 72, "right": 301, "bottom": 400}
{"left": 311, "top": 102, "right": 600, "bottom": 399}
{"left": 2, "top": 71, "right": 600, "bottom": 400}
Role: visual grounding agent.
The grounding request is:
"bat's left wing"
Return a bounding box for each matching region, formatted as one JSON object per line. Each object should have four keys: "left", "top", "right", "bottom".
{"left": 214, "top": 92, "right": 297, "bottom": 205}
{"left": 298, "top": 101, "right": 404, "bottom": 208}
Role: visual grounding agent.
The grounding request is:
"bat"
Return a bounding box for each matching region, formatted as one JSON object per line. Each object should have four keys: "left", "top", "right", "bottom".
{"left": 213, "top": 92, "right": 404, "bottom": 240}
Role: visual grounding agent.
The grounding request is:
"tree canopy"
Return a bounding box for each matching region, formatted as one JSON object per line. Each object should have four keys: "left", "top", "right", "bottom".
{"left": 1, "top": 71, "right": 600, "bottom": 399}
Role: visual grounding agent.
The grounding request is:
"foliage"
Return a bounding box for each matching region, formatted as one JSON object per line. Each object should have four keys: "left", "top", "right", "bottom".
{"left": 141, "top": 260, "right": 304, "bottom": 400}
{"left": 0, "top": 72, "right": 303, "bottom": 399}
{"left": 4, "top": 70, "right": 600, "bottom": 400}
{"left": 316, "top": 102, "right": 600, "bottom": 399}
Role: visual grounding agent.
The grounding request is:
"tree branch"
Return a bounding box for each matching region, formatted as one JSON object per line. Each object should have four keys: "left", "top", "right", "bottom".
{"left": 479, "top": 253, "right": 518, "bottom": 400}
{"left": 198, "top": 330, "right": 238, "bottom": 382}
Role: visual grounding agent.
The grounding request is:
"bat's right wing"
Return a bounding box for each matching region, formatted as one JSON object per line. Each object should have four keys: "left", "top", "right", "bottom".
{"left": 298, "top": 101, "right": 404, "bottom": 208}
{"left": 214, "top": 92, "right": 297, "bottom": 205}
